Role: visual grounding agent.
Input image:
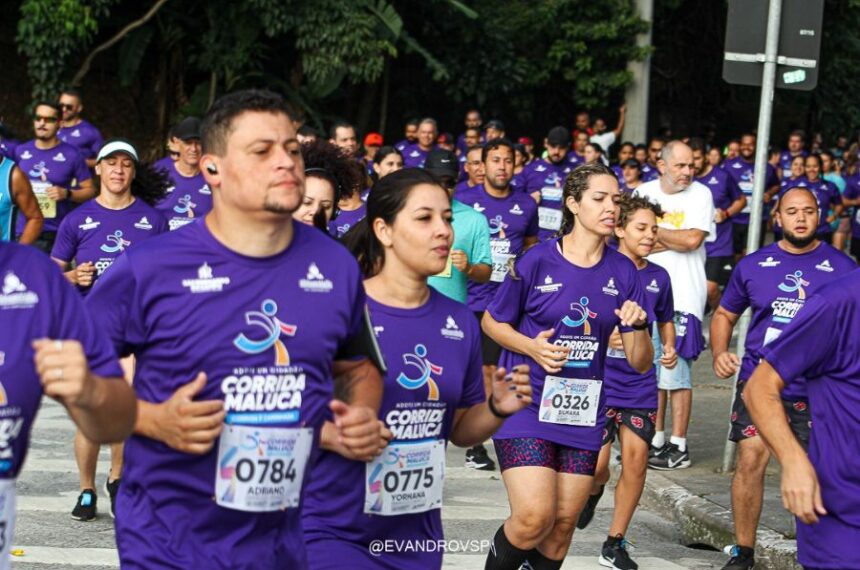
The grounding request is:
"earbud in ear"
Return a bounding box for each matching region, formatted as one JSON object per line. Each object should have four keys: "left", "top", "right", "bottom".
{"left": 206, "top": 164, "right": 218, "bottom": 174}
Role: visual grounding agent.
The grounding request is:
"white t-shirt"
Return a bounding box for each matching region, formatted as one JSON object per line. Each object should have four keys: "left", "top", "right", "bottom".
{"left": 635, "top": 179, "right": 715, "bottom": 320}
{"left": 590, "top": 131, "right": 616, "bottom": 154}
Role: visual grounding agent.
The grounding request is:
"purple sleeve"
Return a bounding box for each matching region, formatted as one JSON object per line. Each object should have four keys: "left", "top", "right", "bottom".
{"left": 85, "top": 253, "right": 144, "bottom": 358}
{"left": 334, "top": 260, "right": 371, "bottom": 360}
{"left": 618, "top": 263, "right": 645, "bottom": 333}
{"left": 71, "top": 150, "right": 92, "bottom": 187}
{"left": 655, "top": 274, "right": 675, "bottom": 323}
{"left": 845, "top": 179, "right": 860, "bottom": 200}
{"left": 51, "top": 216, "right": 78, "bottom": 263}
{"left": 762, "top": 293, "right": 836, "bottom": 387}
{"left": 828, "top": 182, "right": 842, "bottom": 208}
{"left": 719, "top": 261, "right": 749, "bottom": 315}
{"left": 47, "top": 260, "right": 122, "bottom": 378}
{"left": 89, "top": 127, "right": 104, "bottom": 158}
{"left": 486, "top": 259, "right": 529, "bottom": 325}
{"left": 153, "top": 211, "right": 169, "bottom": 234}
{"left": 458, "top": 317, "right": 487, "bottom": 408}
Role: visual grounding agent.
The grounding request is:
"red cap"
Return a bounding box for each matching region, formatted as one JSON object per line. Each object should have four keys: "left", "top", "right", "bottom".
{"left": 364, "top": 132, "right": 383, "bottom": 147}
{"left": 518, "top": 136, "right": 533, "bottom": 146}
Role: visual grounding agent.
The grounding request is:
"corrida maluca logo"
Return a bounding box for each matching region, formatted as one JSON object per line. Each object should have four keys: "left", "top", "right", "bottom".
{"left": 233, "top": 299, "right": 297, "bottom": 365}
{"left": 778, "top": 270, "right": 809, "bottom": 299}
{"left": 561, "top": 297, "right": 597, "bottom": 334}
{"left": 396, "top": 344, "right": 443, "bottom": 401}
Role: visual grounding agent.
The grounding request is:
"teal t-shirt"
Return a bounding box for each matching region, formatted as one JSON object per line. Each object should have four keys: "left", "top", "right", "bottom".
{"left": 429, "top": 199, "right": 492, "bottom": 303}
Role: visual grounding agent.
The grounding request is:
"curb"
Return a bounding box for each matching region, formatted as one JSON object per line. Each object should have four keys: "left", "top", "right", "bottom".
{"left": 640, "top": 471, "right": 802, "bottom": 570}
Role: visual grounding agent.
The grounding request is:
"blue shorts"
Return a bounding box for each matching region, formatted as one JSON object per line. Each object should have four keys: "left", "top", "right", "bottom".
{"left": 652, "top": 323, "right": 693, "bottom": 390}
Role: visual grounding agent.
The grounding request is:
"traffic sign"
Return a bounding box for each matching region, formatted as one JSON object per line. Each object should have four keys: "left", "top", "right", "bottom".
{"left": 723, "top": 0, "right": 824, "bottom": 91}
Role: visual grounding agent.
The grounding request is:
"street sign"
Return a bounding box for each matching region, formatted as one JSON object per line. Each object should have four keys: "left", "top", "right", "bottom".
{"left": 723, "top": 0, "right": 824, "bottom": 91}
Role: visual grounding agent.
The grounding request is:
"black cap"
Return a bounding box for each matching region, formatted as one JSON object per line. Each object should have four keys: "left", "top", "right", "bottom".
{"left": 547, "top": 126, "right": 571, "bottom": 147}
{"left": 621, "top": 158, "right": 641, "bottom": 169}
{"left": 172, "top": 117, "right": 201, "bottom": 141}
{"left": 484, "top": 119, "right": 505, "bottom": 132}
{"left": 424, "top": 149, "right": 459, "bottom": 179}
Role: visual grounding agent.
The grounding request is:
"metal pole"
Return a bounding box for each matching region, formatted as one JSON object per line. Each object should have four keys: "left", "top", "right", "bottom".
{"left": 720, "top": 0, "right": 783, "bottom": 474}
{"left": 622, "top": 0, "right": 654, "bottom": 144}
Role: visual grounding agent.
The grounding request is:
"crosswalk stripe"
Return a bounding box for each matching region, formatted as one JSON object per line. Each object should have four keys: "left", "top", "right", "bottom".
{"left": 10, "top": 546, "right": 118, "bottom": 566}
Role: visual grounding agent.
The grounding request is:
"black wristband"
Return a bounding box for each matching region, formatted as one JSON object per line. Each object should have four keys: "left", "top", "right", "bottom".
{"left": 631, "top": 322, "right": 648, "bottom": 331}
{"left": 487, "top": 396, "right": 513, "bottom": 419}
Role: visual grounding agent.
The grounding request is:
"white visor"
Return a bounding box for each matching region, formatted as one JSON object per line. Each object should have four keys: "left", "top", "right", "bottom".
{"left": 96, "top": 141, "right": 139, "bottom": 163}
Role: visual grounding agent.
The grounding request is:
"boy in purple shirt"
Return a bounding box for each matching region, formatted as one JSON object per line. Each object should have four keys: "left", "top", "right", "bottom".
{"left": 87, "top": 90, "right": 386, "bottom": 569}
{"left": 482, "top": 163, "right": 652, "bottom": 570}
{"left": 0, "top": 240, "right": 136, "bottom": 566}
{"left": 710, "top": 186, "right": 855, "bottom": 570}
{"left": 745, "top": 268, "right": 860, "bottom": 570}
{"left": 304, "top": 169, "right": 531, "bottom": 570}
{"left": 577, "top": 194, "right": 678, "bottom": 570}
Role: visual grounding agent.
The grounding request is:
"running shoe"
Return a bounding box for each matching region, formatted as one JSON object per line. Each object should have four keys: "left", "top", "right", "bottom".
{"left": 465, "top": 444, "right": 496, "bottom": 471}
{"left": 648, "top": 443, "right": 667, "bottom": 460}
{"left": 647, "top": 443, "right": 690, "bottom": 470}
{"left": 599, "top": 535, "right": 638, "bottom": 570}
{"left": 576, "top": 484, "right": 605, "bottom": 529}
{"left": 71, "top": 489, "right": 97, "bottom": 521}
{"left": 721, "top": 545, "right": 755, "bottom": 569}
{"left": 104, "top": 478, "right": 120, "bottom": 519}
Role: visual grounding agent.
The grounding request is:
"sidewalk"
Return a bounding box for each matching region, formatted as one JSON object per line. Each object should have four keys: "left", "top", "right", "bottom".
{"left": 637, "top": 330, "right": 802, "bottom": 570}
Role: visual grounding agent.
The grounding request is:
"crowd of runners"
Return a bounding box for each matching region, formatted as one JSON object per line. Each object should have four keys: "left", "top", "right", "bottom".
{"left": 0, "top": 88, "right": 858, "bottom": 570}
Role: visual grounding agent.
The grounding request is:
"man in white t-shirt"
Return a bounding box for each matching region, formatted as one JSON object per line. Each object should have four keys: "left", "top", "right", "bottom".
{"left": 635, "top": 140, "right": 714, "bottom": 470}
{"left": 589, "top": 104, "right": 626, "bottom": 160}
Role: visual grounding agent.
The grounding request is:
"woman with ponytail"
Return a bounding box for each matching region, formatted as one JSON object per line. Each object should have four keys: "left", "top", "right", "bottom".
{"left": 481, "top": 162, "right": 653, "bottom": 570}
{"left": 50, "top": 139, "right": 169, "bottom": 521}
{"left": 303, "top": 168, "right": 532, "bottom": 569}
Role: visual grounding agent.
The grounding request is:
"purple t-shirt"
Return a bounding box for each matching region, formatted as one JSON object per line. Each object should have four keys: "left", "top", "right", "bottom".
{"left": 152, "top": 156, "right": 176, "bottom": 174}
{"left": 520, "top": 158, "right": 574, "bottom": 241}
{"left": 329, "top": 204, "right": 366, "bottom": 239}
{"left": 153, "top": 162, "right": 212, "bottom": 231}
{"left": 303, "top": 290, "right": 484, "bottom": 569}
{"left": 720, "top": 242, "right": 855, "bottom": 398}
{"left": 51, "top": 199, "right": 168, "bottom": 295}
{"left": 696, "top": 167, "right": 742, "bottom": 257}
{"left": 14, "top": 140, "right": 91, "bottom": 233}
{"left": 86, "top": 220, "right": 366, "bottom": 569}
{"left": 456, "top": 185, "right": 539, "bottom": 312}
{"left": 778, "top": 149, "right": 808, "bottom": 179}
{"left": 778, "top": 177, "right": 842, "bottom": 234}
{"left": 58, "top": 119, "right": 103, "bottom": 161}
{"left": 489, "top": 241, "right": 645, "bottom": 450}
{"left": 611, "top": 165, "right": 624, "bottom": 184}
{"left": 605, "top": 262, "right": 673, "bottom": 409}
{"left": 566, "top": 151, "right": 584, "bottom": 169}
{"left": 453, "top": 180, "right": 477, "bottom": 197}
{"left": 844, "top": 174, "right": 860, "bottom": 238}
{"left": 0, "top": 139, "right": 18, "bottom": 160}
{"left": 721, "top": 156, "right": 779, "bottom": 225}
{"left": 641, "top": 163, "right": 659, "bottom": 182}
{"left": 761, "top": 269, "right": 860, "bottom": 570}
{"left": 0, "top": 242, "right": 121, "bottom": 479}
{"left": 402, "top": 144, "right": 434, "bottom": 168}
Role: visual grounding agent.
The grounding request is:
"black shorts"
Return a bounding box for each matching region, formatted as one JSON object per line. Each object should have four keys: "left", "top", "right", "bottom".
{"left": 705, "top": 256, "right": 734, "bottom": 287}
{"left": 729, "top": 380, "right": 811, "bottom": 448}
{"left": 474, "top": 311, "right": 502, "bottom": 366}
{"left": 732, "top": 223, "right": 767, "bottom": 255}
{"left": 602, "top": 407, "right": 657, "bottom": 446}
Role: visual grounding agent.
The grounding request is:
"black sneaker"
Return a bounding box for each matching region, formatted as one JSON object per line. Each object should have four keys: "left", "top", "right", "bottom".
{"left": 648, "top": 443, "right": 667, "bottom": 460}
{"left": 465, "top": 444, "right": 496, "bottom": 471}
{"left": 599, "top": 535, "right": 638, "bottom": 570}
{"left": 71, "top": 489, "right": 97, "bottom": 521}
{"left": 104, "top": 478, "right": 120, "bottom": 519}
{"left": 721, "top": 545, "right": 755, "bottom": 569}
{"left": 647, "top": 442, "right": 690, "bottom": 470}
{"left": 576, "top": 484, "right": 605, "bottom": 529}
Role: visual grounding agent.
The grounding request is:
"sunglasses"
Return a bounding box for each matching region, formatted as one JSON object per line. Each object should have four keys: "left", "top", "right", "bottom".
{"left": 59, "top": 104, "right": 75, "bottom": 110}
{"left": 33, "top": 115, "right": 59, "bottom": 123}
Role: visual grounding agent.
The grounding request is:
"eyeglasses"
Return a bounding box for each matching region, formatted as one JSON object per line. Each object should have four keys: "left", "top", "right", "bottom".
{"left": 33, "top": 115, "right": 59, "bottom": 123}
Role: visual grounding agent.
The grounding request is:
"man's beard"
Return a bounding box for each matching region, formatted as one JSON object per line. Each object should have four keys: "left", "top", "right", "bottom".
{"left": 783, "top": 228, "right": 817, "bottom": 249}
{"left": 486, "top": 175, "right": 511, "bottom": 191}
